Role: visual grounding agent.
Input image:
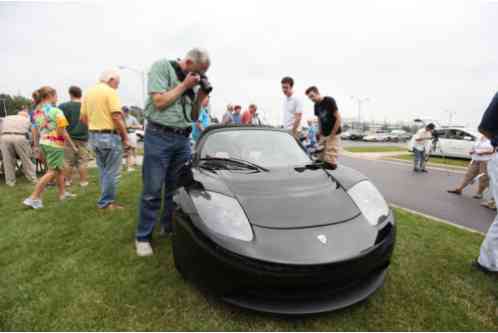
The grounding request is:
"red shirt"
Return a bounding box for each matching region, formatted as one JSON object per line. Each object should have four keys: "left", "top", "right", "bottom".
{"left": 241, "top": 110, "right": 253, "bottom": 124}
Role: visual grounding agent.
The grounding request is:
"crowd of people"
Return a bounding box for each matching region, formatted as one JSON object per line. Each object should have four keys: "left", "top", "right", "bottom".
{"left": 0, "top": 47, "right": 497, "bottom": 277}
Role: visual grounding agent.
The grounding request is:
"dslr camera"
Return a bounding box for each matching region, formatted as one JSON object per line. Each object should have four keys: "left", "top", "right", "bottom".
{"left": 199, "top": 74, "right": 213, "bottom": 94}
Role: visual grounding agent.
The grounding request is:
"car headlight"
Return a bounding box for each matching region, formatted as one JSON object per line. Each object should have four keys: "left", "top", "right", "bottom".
{"left": 347, "top": 181, "right": 389, "bottom": 226}
{"left": 191, "top": 191, "right": 253, "bottom": 242}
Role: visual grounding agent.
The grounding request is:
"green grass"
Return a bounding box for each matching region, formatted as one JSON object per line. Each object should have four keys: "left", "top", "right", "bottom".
{"left": 0, "top": 172, "right": 497, "bottom": 331}
{"left": 392, "top": 153, "right": 470, "bottom": 168}
{"left": 345, "top": 146, "right": 406, "bottom": 153}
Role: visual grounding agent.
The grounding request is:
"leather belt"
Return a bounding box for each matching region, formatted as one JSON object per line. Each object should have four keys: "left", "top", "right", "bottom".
{"left": 1, "top": 132, "right": 27, "bottom": 136}
{"left": 148, "top": 122, "right": 191, "bottom": 137}
{"left": 89, "top": 129, "right": 117, "bottom": 134}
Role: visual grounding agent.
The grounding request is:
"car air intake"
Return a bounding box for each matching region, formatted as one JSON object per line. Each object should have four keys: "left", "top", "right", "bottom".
{"left": 375, "top": 223, "right": 393, "bottom": 245}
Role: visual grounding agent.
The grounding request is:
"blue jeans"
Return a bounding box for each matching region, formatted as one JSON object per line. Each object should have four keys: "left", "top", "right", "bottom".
{"left": 89, "top": 133, "right": 123, "bottom": 208}
{"left": 136, "top": 125, "right": 191, "bottom": 241}
{"left": 414, "top": 149, "right": 426, "bottom": 171}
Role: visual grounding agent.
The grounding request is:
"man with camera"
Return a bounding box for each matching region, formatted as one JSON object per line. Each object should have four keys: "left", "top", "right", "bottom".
{"left": 413, "top": 123, "right": 435, "bottom": 173}
{"left": 135, "top": 48, "right": 211, "bottom": 257}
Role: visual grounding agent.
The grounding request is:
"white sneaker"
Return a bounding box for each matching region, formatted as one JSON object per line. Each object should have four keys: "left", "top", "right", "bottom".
{"left": 135, "top": 240, "right": 154, "bottom": 257}
{"left": 23, "top": 197, "right": 43, "bottom": 209}
{"left": 60, "top": 192, "right": 77, "bottom": 201}
{"left": 127, "top": 167, "right": 136, "bottom": 173}
{"left": 80, "top": 181, "right": 89, "bottom": 187}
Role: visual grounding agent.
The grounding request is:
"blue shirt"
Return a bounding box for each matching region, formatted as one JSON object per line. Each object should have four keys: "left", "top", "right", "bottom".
{"left": 191, "top": 108, "right": 209, "bottom": 142}
{"left": 308, "top": 125, "right": 317, "bottom": 145}
{"left": 232, "top": 113, "right": 241, "bottom": 124}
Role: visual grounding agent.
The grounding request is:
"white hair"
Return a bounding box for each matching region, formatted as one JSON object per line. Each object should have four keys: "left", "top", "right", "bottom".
{"left": 99, "top": 69, "right": 120, "bottom": 83}
{"left": 185, "top": 48, "right": 210, "bottom": 66}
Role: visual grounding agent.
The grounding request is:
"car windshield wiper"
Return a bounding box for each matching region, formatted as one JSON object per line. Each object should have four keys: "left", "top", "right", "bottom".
{"left": 199, "top": 156, "right": 270, "bottom": 172}
{"left": 294, "top": 161, "right": 343, "bottom": 189}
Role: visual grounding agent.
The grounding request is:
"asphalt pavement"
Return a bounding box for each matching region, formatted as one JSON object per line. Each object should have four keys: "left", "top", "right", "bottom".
{"left": 340, "top": 155, "right": 495, "bottom": 233}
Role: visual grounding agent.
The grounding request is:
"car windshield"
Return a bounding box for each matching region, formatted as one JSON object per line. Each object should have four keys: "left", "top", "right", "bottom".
{"left": 199, "top": 130, "right": 311, "bottom": 168}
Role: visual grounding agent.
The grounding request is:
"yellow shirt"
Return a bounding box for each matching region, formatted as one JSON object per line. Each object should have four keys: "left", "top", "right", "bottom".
{"left": 80, "top": 82, "right": 122, "bottom": 130}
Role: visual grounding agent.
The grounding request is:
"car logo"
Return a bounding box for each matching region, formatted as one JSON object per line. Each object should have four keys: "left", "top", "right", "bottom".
{"left": 317, "top": 234, "right": 327, "bottom": 244}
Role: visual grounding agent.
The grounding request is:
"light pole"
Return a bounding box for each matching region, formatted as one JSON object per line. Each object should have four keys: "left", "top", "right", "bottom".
{"left": 350, "top": 96, "right": 370, "bottom": 131}
{"left": 118, "top": 65, "right": 147, "bottom": 109}
{"left": 444, "top": 109, "right": 456, "bottom": 126}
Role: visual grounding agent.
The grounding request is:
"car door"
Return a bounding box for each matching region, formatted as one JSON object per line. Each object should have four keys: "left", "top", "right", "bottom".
{"left": 453, "top": 130, "right": 475, "bottom": 158}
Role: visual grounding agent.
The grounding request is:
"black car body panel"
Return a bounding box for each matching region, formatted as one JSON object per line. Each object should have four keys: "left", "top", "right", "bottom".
{"left": 172, "top": 125, "right": 396, "bottom": 314}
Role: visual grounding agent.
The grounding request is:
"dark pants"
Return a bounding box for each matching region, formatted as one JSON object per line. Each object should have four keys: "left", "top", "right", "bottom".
{"left": 136, "top": 125, "right": 191, "bottom": 241}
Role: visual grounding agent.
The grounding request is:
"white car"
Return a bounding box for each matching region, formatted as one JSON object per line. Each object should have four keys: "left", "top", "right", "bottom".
{"left": 363, "top": 132, "right": 390, "bottom": 142}
{"left": 408, "top": 127, "right": 479, "bottom": 159}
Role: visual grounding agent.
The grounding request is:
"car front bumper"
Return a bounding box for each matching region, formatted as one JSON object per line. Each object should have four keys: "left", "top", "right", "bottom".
{"left": 172, "top": 213, "right": 396, "bottom": 315}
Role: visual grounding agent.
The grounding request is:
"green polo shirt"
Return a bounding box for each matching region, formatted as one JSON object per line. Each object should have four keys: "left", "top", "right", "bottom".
{"left": 144, "top": 59, "right": 195, "bottom": 129}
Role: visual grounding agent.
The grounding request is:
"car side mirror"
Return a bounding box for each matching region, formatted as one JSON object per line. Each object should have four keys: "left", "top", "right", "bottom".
{"left": 175, "top": 161, "right": 195, "bottom": 189}
{"left": 174, "top": 160, "right": 205, "bottom": 191}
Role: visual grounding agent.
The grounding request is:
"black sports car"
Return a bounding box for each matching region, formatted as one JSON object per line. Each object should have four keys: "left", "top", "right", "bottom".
{"left": 172, "top": 125, "right": 396, "bottom": 315}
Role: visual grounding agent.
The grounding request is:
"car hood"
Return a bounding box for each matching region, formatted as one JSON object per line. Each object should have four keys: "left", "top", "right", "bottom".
{"left": 203, "top": 167, "right": 361, "bottom": 229}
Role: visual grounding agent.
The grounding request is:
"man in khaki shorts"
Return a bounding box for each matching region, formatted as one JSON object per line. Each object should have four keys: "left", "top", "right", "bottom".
{"left": 59, "top": 86, "right": 90, "bottom": 187}
{"left": 305, "top": 86, "right": 342, "bottom": 169}
{"left": 0, "top": 110, "right": 37, "bottom": 186}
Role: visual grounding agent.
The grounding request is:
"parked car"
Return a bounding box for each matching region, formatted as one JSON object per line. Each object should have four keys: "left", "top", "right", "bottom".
{"left": 386, "top": 130, "right": 411, "bottom": 143}
{"left": 408, "top": 127, "right": 479, "bottom": 159}
{"left": 349, "top": 132, "right": 366, "bottom": 141}
{"left": 363, "top": 132, "right": 390, "bottom": 142}
{"left": 340, "top": 131, "right": 352, "bottom": 140}
{"left": 172, "top": 125, "right": 396, "bottom": 314}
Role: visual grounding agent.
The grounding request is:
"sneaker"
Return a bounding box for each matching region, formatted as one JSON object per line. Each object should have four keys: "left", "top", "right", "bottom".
{"left": 127, "top": 167, "right": 136, "bottom": 173}
{"left": 447, "top": 189, "right": 462, "bottom": 195}
{"left": 473, "top": 194, "right": 484, "bottom": 200}
{"left": 60, "top": 192, "right": 77, "bottom": 201}
{"left": 65, "top": 180, "right": 72, "bottom": 187}
{"left": 472, "top": 258, "right": 498, "bottom": 276}
{"left": 6, "top": 182, "right": 15, "bottom": 187}
{"left": 23, "top": 197, "right": 43, "bottom": 209}
{"left": 481, "top": 201, "right": 497, "bottom": 210}
{"left": 80, "top": 181, "right": 89, "bottom": 187}
{"left": 421, "top": 169, "right": 428, "bottom": 173}
{"left": 135, "top": 240, "right": 154, "bottom": 257}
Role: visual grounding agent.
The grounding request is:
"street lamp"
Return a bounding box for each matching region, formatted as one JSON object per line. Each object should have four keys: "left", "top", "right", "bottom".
{"left": 444, "top": 109, "right": 456, "bottom": 126}
{"left": 350, "top": 96, "right": 370, "bottom": 130}
{"left": 118, "top": 65, "right": 147, "bottom": 109}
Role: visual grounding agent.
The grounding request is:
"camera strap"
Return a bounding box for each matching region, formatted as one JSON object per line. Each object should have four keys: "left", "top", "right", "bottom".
{"left": 170, "top": 60, "right": 194, "bottom": 124}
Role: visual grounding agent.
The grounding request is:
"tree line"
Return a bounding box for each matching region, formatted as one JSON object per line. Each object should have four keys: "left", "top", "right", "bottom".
{"left": 0, "top": 93, "right": 33, "bottom": 116}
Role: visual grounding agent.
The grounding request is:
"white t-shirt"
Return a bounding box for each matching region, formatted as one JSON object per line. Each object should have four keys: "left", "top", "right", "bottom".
{"left": 471, "top": 138, "right": 495, "bottom": 161}
{"left": 282, "top": 94, "right": 303, "bottom": 129}
{"left": 413, "top": 128, "right": 432, "bottom": 152}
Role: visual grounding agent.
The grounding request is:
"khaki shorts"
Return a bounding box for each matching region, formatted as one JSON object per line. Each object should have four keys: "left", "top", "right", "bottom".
{"left": 64, "top": 140, "right": 90, "bottom": 168}
{"left": 320, "top": 134, "right": 341, "bottom": 165}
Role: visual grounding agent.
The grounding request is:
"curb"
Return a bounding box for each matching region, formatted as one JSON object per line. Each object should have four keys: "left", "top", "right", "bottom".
{"left": 383, "top": 157, "right": 467, "bottom": 172}
{"left": 390, "top": 204, "right": 484, "bottom": 235}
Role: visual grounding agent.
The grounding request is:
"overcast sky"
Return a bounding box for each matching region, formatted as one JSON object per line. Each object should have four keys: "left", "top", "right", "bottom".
{"left": 1, "top": 0, "right": 497, "bottom": 127}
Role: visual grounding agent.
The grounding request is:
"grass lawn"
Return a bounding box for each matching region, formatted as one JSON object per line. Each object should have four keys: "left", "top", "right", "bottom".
{"left": 391, "top": 153, "right": 470, "bottom": 168}
{"left": 1, "top": 171, "right": 497, "bottom": 331}
{"left": 345, "top": 146, "right": 406, "bottom": 153}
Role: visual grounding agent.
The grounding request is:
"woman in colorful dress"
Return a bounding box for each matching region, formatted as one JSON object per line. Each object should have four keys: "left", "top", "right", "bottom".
{"left": 23, "top": 86, "right": 77, "bottom": 209}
